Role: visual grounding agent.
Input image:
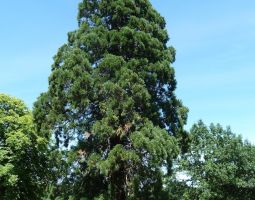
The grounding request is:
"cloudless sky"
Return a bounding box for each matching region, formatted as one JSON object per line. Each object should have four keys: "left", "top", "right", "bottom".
{"left": 1, "top": 1, "right": 255, "bottom": 142}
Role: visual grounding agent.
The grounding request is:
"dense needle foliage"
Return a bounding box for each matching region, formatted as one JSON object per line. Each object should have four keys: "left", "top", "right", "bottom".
{"left": 33, "top": 0, "right": 188, "bottom": 199}
{"left": 1, "top": 1, "right": 255, "bottom": 200}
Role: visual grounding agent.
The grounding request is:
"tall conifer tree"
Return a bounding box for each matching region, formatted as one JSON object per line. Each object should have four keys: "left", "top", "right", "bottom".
{"left": 34, "top": 0, "right": 188, "bottom": 199}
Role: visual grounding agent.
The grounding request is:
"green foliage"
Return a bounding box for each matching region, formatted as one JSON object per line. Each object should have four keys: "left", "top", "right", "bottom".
{"left": 2, "top": 1, "right": 255, "bottom": 200}
{"left": 0, "top": 93, "right": 48, "bottom": 200}
{"left": 34, "top": 0, "right": 188, "bottom": 199}
{"left": 177, "top": 120, "right": 255, "bottom": 200}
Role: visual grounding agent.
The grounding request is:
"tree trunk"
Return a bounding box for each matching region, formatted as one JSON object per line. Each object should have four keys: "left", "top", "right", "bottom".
{"left": 112, "top": 164, "right": 127, "bottom": 200}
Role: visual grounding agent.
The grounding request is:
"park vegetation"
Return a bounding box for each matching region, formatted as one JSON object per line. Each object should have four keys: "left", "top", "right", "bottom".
{"left": 1, "top": 0, "right": 255, "bottom": 199}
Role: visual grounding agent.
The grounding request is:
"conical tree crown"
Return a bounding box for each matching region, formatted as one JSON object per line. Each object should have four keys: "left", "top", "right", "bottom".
{"left": 34, "top": 0, "right": 188, "bottom": 199}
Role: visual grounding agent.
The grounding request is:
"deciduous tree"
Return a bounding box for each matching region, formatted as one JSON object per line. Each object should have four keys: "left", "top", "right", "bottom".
{"left": 178, "top": 121, "right": 255, "bottom": 199}
{"left": 0, "top": 94, "right": 48, "bottom": 200}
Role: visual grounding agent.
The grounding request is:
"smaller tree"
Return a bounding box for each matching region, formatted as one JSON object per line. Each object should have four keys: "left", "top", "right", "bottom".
{"left": 177, "top": 120, "right": 255, "bottom": 199}
{"left": 0, "top": 93, "right": 48, "bottom": 200}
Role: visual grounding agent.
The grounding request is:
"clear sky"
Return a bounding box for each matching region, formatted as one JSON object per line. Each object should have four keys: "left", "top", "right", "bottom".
{"left": 1, "top": 1, "right": 255, "bottom": 142}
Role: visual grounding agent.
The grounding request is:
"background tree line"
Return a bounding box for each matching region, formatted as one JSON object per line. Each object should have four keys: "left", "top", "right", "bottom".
{"left": 1, "top": 0, "right": 255, "bottom": 199}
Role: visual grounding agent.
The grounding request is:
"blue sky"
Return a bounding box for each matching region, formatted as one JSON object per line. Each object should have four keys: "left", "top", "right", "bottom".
{"left": 1, "top": 1, "right": 255, "bottom": 142}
